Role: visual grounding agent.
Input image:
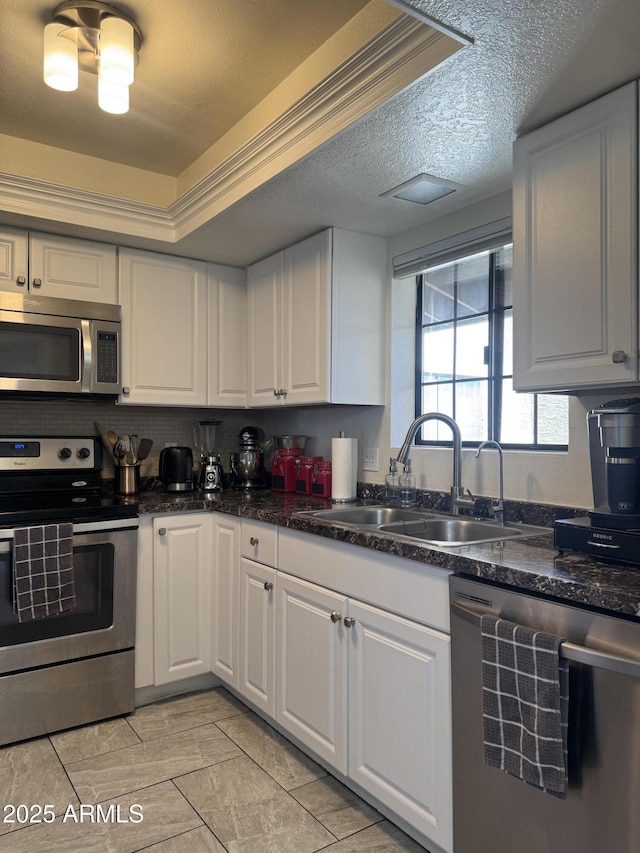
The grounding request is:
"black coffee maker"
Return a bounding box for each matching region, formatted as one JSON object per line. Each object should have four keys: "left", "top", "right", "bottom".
{"left": 555, "top": 398, "right": 640, "bottom": 565}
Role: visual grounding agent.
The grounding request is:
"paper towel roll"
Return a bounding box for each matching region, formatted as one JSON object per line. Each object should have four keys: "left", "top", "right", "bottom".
{"left": 331, "top": 437, "right": 358, "bottom": 502}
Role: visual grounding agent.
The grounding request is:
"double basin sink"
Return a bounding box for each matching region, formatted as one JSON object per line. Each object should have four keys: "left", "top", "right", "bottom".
{"left": 295, "top": 505, "right": 550, "bottom": 547}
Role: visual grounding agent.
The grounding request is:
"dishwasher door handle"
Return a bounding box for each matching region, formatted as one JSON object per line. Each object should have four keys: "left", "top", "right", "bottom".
{"left": 451, "top": 599, "right": 640, "bottom": 679}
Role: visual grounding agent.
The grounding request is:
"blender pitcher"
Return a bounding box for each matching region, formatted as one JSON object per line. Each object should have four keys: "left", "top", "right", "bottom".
{"left": 194, "top": 420, "right": 223, "bottom": 491}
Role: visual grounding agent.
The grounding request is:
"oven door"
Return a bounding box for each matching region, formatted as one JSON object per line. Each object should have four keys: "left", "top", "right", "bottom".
{"left": 0, "top": 519, "right": 137, "bottom": 674}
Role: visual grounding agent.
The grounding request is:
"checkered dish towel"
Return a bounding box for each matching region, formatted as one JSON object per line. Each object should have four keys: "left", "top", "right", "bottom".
{"left": 481, "top": 613, "right": 569, "bottom": 798}
{"left": 12, "top": 524, "right": 76, "bottom": 622}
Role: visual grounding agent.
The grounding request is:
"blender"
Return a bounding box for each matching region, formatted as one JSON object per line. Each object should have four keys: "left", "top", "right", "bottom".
{"left": 193, "top": 420, "right": 223, "bottom": 491}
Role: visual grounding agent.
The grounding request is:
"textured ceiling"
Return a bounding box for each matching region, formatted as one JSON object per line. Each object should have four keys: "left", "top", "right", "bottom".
{"left": 2, "top": 0, "right": 640, "bottom": 266}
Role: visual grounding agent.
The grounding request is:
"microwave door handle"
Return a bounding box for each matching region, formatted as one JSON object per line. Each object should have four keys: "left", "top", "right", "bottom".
{"left": 80, "top": 319, "right": 92, "bottom": 392}
{"left": 450, "top": 599, "right": 640, "bottom": 679}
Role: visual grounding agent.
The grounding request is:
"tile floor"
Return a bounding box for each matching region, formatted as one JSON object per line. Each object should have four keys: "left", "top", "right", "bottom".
{"left": 0, "top": 687, "right": 428, "bottom": 852}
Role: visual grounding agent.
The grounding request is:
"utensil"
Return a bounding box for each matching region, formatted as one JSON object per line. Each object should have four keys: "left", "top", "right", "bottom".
{"left": 136, "top": 437, "right": 153, "bottom": 461}
{"left": 94, "top": 421, "right": 116, "bottom": 463}
{"left": 113, "top": 439, "right": 126, "bottom": 461}
{"left": 106, "top": 430, "right": 118, "bottom": 447}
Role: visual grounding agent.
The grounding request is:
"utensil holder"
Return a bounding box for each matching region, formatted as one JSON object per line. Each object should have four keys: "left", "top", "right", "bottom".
{"left": 116, "top": 463, "right": 141, "bottom": 495}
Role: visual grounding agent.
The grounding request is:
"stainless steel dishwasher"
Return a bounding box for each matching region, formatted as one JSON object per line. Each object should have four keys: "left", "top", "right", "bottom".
{"left": 450, "top": 574, "right": 640, "bottom": 853}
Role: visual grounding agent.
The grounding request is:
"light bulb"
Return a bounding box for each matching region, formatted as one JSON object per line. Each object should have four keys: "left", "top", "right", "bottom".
{"left": 100, "top": 16, "right": 134, "bottom": 86}
{"left": 98, "top": 78, "right": 129, "bottom": 114}
{"left": 43, "top": 23, "right": 78, "bottom": 92}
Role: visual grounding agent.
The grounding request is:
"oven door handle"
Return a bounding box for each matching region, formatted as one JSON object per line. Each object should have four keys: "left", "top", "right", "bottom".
{"left": 451, "top": 599, "right": 640, "bottom": 679}
{"left": 0, "top": 517, "right": 138, "bottom": 545}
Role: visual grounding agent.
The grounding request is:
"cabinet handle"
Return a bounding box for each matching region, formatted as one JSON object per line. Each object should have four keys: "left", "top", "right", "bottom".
{"left": 264, "top": 581, "right": 273, "bottom": 591}
{"left": 612, "top": 350, "right": 627, "bottom": 364}
{"left": 273, "top": 389, "right": 279, "bottom": 397}
{"left": 16, "top": 276, "right": 26, "bottom": 286}
{"left": 343, "top": 617, "right": 356, "bottom": 628}
{"left": 32, "top": 278, "right": 42, "bottom": 288}
{"left": 158, "top": 528, "right": 166, "bottom": 536}
{"left": 122, "top": 387, "right": 130, "bottom": 395}
{"left": 330, "top": 611, "right": 342, "bottom": 623}
{"left": 249, "top": 536, "right": 259, "bottom": 546}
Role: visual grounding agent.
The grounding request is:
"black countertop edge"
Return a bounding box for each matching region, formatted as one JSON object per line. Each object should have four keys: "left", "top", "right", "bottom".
{"left": 133, "top": 489, "right": 640, "bottom": 619}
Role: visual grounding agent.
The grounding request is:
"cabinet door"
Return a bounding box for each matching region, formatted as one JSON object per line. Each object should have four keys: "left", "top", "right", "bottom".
{"left": 207, "top": 265, "right": 247, "bottom": 407}
{"left": 276, "top": 572, "right": 348, "bottom": 773}
{"left": 154, "top": 513, "right": 212, "bottom": 685}
{"left": 247, "top": 251, "right": 283, "bottom": 406}
{"left": 513, "top": 82, "right": 638, "bottom": 391}
{"left": 348, "top": 600, "right": 452, "bottom": 853}
{"left": 119, "top": 248, "right": 207, "bottom": 405}
{"left": 29, "top": 233, "right": 117, "bottom": 303}
{"left": 210, "top": 513, "right": 240, "bottom": 688}
{"left": 282, "top": 230, "right": 331, "bottom": 405}
{"left": 238, "top": 557, "right": 276, "bottom": 716}
{"left": 0, "top": 227, "right": 28, "bottom": 294}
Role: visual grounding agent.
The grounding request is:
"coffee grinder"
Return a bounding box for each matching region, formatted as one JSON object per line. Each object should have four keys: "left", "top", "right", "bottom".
{"left": 555, "top": 398, "right": 640, "bottom": 565}
{"left": 194, "top": 420, "right": 224, "bottom": 492}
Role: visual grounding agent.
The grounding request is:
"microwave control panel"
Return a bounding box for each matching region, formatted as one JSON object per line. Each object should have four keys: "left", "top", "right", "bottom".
{"left": 96, "top": 331, "right": 118, "bottom": 385}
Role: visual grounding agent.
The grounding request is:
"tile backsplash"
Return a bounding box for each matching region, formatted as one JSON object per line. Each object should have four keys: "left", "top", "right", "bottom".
{"left": 0, "top": 400, "right": 266, "bottom": 478}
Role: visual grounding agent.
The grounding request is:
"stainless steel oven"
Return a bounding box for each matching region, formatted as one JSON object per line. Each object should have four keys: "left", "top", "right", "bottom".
{"left": 0, "top": 436, "right": 138, "bottom": 745}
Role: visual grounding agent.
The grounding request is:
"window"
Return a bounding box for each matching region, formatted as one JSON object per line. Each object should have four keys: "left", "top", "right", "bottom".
{"left": 415, "top": 244, "right": 568, "bottom": 449}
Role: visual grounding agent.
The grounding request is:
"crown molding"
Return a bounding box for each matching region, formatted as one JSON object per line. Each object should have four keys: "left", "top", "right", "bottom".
{"left": 0, "top": 16, "right": 463, "bottom": 244}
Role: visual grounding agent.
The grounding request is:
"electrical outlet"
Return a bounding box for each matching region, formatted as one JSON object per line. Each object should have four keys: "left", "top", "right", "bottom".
{"left": 363, "top": 446, "right": 379, "bottom": 472}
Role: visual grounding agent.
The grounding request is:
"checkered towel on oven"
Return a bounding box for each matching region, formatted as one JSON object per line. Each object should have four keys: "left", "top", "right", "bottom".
{"left": 481, "top": 613, "right": 569, "bottom": 798}
{"left": 12, "top": 524, "right": 76, "bottom": 622}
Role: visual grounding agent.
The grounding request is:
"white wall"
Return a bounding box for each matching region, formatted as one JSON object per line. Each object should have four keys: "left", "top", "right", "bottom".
{"left": 274, "top": 190, "right": 605, "bottom": 510}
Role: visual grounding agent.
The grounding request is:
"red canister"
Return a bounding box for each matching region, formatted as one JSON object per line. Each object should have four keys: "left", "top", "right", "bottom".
{"left": 271, "top": 448, "right": 303, "bottom": 493}
{"left": 295, "top": 456, "right": 323, "bottom": 495}
{"left": 311, "top": 461, "right": 332, "bottom": 498}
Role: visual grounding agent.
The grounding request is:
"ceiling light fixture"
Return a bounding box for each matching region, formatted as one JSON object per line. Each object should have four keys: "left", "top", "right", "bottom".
{"left": 43, "top": 1, "right": 142, "bottom": 115}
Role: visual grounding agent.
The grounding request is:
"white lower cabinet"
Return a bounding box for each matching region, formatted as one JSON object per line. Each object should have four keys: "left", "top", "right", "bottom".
{"left": 136, "top": 512, "right": 213, "bottom": 689}
{"left": 210, "top": 513, "right": 241, "bottom": 688}
{"left": 238, "top": 557, "right": 276, "bottom": 716}
{"left": 348, "top": 600, "right": 452, "bottom": 853}
{"left": 154, "top": 513, "right": 212, "bottom": 685}
{"left": 276, "top": 573, "right": 349, "bottom": 773}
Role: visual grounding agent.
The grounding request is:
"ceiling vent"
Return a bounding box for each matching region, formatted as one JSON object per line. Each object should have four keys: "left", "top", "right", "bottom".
{"left": 380, "top": 173, "right": 461, "bottom": 205}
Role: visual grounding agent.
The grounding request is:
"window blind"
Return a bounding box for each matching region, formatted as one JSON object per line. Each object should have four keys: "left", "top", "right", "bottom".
{"left": 392, "top": 216, "right": 512, "bottom": 278}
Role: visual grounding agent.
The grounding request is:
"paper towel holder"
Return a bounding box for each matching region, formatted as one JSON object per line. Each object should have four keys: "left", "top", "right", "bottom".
{"left": 331, "top": 433, "right": 359, "bottom": 503}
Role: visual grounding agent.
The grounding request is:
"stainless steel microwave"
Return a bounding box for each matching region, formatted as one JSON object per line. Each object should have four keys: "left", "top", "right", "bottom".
{"left": 0, "top": 293, "right": 121, "bottom": 396}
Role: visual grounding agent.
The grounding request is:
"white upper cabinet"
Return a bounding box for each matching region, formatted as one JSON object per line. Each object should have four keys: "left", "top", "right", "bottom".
{"left": 247, "top": 228, "right": 386, "bottom": 406}
{"left": 513, "top": 82, "right": 638, "bottom": 391}
{"left": 119, "top": 248, "right": 208, "bottom": 405}
{"left": 207, "top": 265, "right": 247, "bottom": 407}
{"left": 0, "top": 227, "right": 117, "bottom": 303}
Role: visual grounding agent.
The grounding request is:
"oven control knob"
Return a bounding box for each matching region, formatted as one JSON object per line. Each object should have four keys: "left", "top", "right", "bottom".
{"left": 77, "top": 447, "right": 91, "bottom": 459}
{"left": 58, "top": 447, "right": 72, "bottom": 460}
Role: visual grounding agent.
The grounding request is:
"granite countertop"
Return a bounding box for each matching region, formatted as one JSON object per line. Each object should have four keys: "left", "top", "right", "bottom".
{"left": 133, "top": 486, "right": 640, "bottom": 619}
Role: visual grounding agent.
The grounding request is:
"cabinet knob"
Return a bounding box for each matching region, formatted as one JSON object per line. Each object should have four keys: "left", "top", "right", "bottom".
{"left": 264, "top": 581, "right": 273, "bottom": 591}
{"left": 158, "top": 528, "right": 166, "bottom": 536}
{"left": 32, "top": 278, "right": 42, "bottom": 288}
{"left": 343, "top": 616, "right": 356, "bottom": 628}
{"left": 330, "top": 611, "right": 342, "bottom": 623}
{"left": 612, "top": 350, "right": 627, "bottom": 364}
{"left": 249, "top": 536, "right": 259, "bottom": 546}
{"left": 122, "top": 387, "right": 130, "bottom": 395}
{"left": 273, "top": 389, "right": 279, "bottom": 397}
{"left": 16, "top": 276, "right": 26, "bottom": 286}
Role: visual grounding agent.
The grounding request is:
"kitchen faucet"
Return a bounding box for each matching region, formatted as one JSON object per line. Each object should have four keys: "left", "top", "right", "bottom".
{"left": 395, "top": 413, "right": 465, "bottom": 515}
{"left": 475, "top": 440, "right": 504, "bottom": 524}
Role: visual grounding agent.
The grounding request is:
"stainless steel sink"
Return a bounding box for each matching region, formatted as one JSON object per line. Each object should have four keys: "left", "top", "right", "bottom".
{"left": 299, "top": 506, "right": 435, "bottom": 527}
{"left": 295, "top": 505, "right": 550, "bottom": 546}
{"left": 378, "top": 517, "right": 549, "bottom": 546}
